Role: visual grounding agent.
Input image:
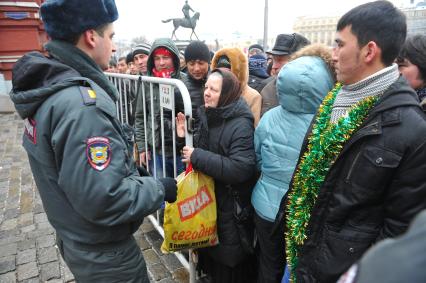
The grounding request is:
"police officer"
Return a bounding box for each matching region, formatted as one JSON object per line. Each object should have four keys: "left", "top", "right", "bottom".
{"left": 10, "top": 0, "right": 177, "bottom": 282}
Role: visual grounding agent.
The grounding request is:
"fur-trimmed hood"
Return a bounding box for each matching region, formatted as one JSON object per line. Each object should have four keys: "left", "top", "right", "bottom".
{"left": 211, "top": 47, "right": 248, "bottom": 88}
{"left": 289, "top": 43, "right": 336, "bottom": 81}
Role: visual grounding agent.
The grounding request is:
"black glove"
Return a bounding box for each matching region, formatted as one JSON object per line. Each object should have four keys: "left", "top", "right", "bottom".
{"left": 137, "top": 165, "right": 150, "bottom": 177}
{"left": 159, "top": 177, "right": 177, "bottom": 203}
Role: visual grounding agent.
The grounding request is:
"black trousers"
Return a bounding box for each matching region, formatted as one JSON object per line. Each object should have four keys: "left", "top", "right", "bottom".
{"left": 197, "top": 249, "right": 257, "bottom": 283}
{"left": 254, "top": 211, "right": 286, "bottom": 283}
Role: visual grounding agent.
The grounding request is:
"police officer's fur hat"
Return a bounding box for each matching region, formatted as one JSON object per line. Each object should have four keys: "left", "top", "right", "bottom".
{"left": 40, "top": 0, "right": 119, "bottom": 40}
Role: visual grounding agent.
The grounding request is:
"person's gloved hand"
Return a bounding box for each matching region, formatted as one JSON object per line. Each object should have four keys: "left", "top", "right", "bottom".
{"left": 159, "top": 177, "right": 177, "bottom": 203}
{"left": 137, "top": 165, "right": 150, "bottom": 177}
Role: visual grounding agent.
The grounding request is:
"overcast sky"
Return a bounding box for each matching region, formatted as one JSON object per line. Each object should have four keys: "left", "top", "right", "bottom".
{"left": 114, "top": 0, "right": 405, "bottom": 44}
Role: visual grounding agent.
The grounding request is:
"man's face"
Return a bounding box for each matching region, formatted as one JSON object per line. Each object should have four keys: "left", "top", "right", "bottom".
{"left": 187, "top": 60, "right": 209, "bottom": 80}
{"left": 397, "top": 58, "right": 424, "bottom": 90}
{"left": 117, "top": 59, "right": 127, "bottom": 74}
{"left": 154, "top": 54, "right": 174, "bottom": 71}
{"left": 127, "top": 62, "right": 137, "bottom": 75}
{"left": 134, "top": 53, "right": 149, "bottom": 74}
{"left": 106, "top": 65, "right": 117, "bottom": 73}
{"left": 271, "top": 54, "right": 289, "bottom": 76}
{"left": 333, "top": 26, "right": 366, "bottom": 85}
{"left": 92, "top": 23, "right": 116, "bottom": 70}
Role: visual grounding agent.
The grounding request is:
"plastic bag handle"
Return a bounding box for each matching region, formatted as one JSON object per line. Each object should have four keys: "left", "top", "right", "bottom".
{"left": 185, "top": 162, "right": 193, "bottom": 176}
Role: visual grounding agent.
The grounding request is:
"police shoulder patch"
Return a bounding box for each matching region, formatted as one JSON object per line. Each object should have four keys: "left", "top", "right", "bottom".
{"left": 79, "top": 86, "right": 96, "bottom": 105}
{"left": 86, "top": 136, "right": 111, "bottom": 171}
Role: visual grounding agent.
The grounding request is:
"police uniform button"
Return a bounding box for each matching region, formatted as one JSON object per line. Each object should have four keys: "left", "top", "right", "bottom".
{"left": 375, "top": 157, "right": 383, "bottom": 164}
{"left": 349, "top": 247, "right": 355, "bottom": 253}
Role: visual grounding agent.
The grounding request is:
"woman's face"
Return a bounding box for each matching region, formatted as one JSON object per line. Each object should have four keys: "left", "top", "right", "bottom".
{"left": 204, "top": 73, "right": 222, "bottom": 108}
{"left": 398, "top": 58, "right": 425, "bottom": 90}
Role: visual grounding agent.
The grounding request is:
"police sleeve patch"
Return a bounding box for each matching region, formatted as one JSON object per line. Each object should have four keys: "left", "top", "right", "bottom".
{"left": 86, "top": 137, "right": 111, "bottom": 171}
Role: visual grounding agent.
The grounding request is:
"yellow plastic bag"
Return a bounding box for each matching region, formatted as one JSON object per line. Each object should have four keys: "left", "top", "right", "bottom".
{"left": 161, "top": 163, "right": 218, "bottom": 253}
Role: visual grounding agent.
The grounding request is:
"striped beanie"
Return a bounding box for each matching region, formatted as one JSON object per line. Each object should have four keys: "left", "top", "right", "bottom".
{"left": 133, "top": 43, "right": 151, "bottom": 58}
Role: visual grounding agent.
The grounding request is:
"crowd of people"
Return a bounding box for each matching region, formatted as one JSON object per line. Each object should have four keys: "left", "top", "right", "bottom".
{"left": 8, "top": 0, "right": 426, "bottom": 282}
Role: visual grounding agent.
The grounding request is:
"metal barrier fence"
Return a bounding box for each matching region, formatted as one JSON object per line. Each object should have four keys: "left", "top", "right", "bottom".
{"left": 105, "top": 72, "right": 196, "bottom": 283}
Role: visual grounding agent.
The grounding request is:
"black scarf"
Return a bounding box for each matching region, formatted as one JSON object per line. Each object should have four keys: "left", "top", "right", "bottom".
{"left": 44, "top": 40, "right": 118, "bottom": 101}
{"left": 195, "top": 100, "right": 241, "bottom": 150}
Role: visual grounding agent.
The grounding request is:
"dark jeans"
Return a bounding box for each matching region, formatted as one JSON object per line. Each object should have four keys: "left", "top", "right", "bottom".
{"left": 148, "top": 153, "right": 184, "bottom": 178}
{"left": 254, "top": 211, "right": 286, "bottom": 283}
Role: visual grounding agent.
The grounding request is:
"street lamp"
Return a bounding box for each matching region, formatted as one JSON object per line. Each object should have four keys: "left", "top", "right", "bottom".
{"left": 263, "top": 0, "right": 269, "bottom": 50}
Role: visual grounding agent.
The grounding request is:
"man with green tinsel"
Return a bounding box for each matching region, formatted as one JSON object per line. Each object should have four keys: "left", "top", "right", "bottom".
{"left": 276, "top": 1, "right": 426, "bottom": 282}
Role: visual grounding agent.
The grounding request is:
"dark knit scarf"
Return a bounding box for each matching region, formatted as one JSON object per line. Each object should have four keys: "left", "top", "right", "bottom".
{"left": 44, "top": 40, "right": 118, "bottom": 101}
{"left": 417, "top": 87, "right": 426, "bottom": 111}
{"left": 248, "top": 55, "right": 269, "bottom": 79}
{"left": 250, "top": 68, "right": 269, "bottom": 79}
{"left": 417, "top": 87, "right": 426, "bottom": 102}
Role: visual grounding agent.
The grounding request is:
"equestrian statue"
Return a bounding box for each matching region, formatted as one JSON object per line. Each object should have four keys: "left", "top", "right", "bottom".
{"left": 162, "top": 0, "right": 200, "bottom": 40}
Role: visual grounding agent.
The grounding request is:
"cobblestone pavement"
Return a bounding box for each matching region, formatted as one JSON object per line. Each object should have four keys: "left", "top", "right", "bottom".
{"left": 0, "top": 113, "right": 189, "bottom": 283}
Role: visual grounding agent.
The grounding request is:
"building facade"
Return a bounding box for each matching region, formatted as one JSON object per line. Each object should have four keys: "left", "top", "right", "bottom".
{"left": 293, "top": 16, "right": 340, "bottom": 47}
{"left": 401, "top": 1, "right": 426, "bottom": 36}
{"left": 292, "top": 1, "right": 426, "bottom": 47}
{"left": 0, "top": 0, "right": 46, "bottom": 95}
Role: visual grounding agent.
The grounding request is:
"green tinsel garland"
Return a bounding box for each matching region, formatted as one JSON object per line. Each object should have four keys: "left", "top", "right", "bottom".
{"left": 285, "top": 83, "right": 379, "bottom": 281}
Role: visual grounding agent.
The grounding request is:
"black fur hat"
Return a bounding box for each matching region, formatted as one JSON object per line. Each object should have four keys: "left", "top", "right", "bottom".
{"left": 40, "top": 0, "right": 119, "bottom": 40}
{"left": 266, "top": 33, "right": 310, "bottom": 56}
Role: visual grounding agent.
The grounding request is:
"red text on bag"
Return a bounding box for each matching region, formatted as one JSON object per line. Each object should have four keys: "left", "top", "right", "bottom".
{"left": 178, "top": 185, "right": 213, "bottom": 221}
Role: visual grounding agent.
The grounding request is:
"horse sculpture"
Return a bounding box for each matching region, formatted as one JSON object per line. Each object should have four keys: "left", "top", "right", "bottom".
{"left": 162, "top": 12, "right": 200, "bottom": 40}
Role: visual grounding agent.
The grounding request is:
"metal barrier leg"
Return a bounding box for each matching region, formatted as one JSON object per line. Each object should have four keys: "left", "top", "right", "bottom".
{"left": 189, "top": 249, "right": 196, "bottom": 283}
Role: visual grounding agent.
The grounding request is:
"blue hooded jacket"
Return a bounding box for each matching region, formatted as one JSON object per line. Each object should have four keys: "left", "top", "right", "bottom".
{"left": 251, "top": 55, "right": 333, "bottom": 221}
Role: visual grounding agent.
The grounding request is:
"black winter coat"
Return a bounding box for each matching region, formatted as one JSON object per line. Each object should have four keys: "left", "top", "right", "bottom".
{"left": 248, "top": 73, "right": 269, "bottom": 94}
{"left": 280, "top": 77, "right": 426, "bottom": 282}
{"left": 191, "top": 98, "right": 257, "bottom": 267}
{"left": 182, "top": 73, "right": 207, "bottom": 130}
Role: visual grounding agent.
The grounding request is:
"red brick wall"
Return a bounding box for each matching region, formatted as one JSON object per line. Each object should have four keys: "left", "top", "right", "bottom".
{"left": 0, "top": 1, "right": 46, "bottom": 80}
